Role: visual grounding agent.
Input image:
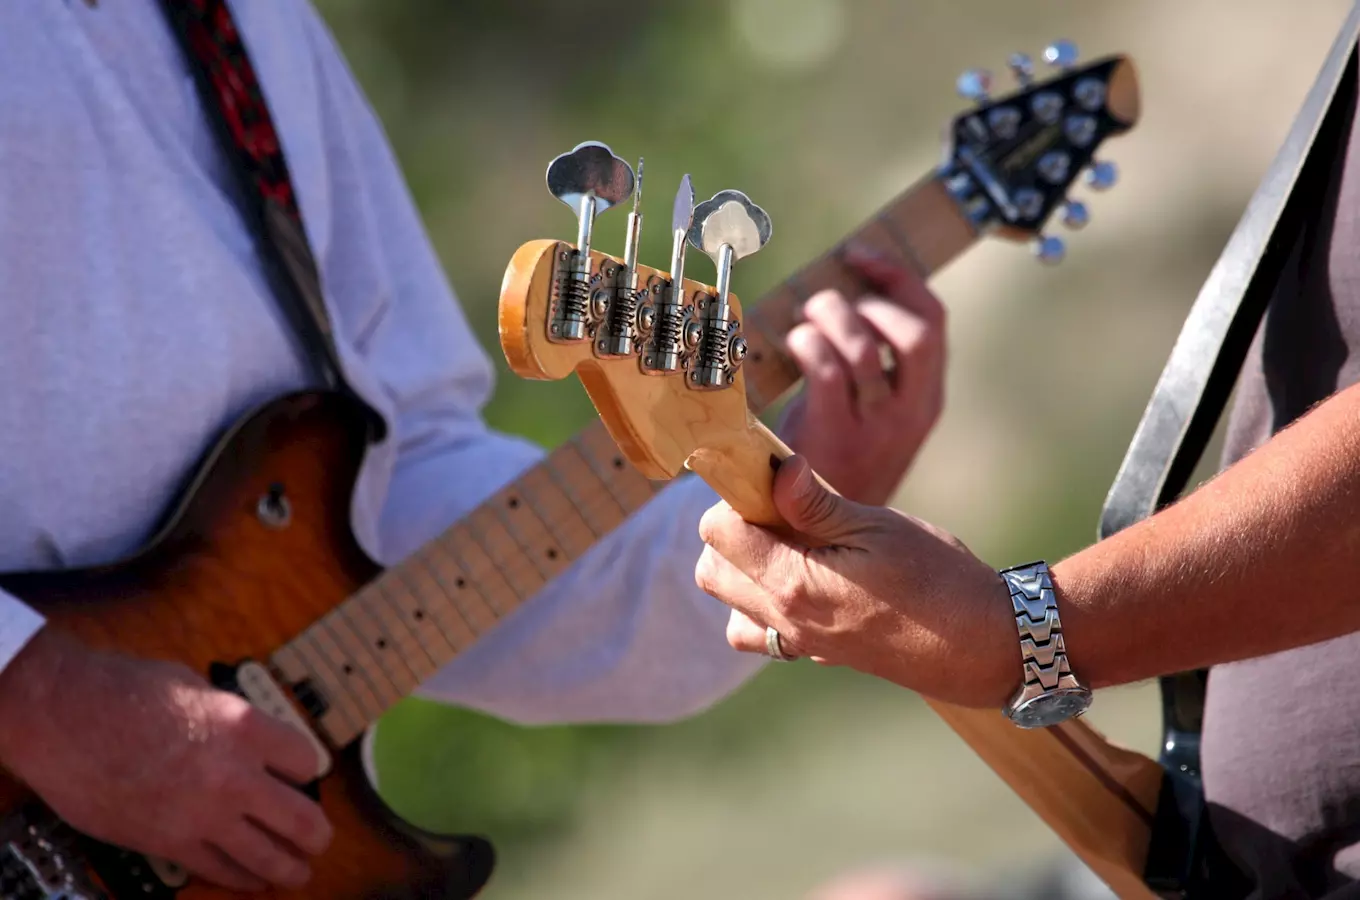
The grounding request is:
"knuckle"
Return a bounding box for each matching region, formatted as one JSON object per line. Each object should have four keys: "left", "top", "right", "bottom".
{"left": 802, "top": 289, "right": 844, "bottom": 320}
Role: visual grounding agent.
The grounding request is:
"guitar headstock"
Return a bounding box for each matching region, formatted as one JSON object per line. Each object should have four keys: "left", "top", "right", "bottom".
{"left": 943, "top": 40, "right": 1140, "bottom": 263}
{"left": 500, "top": 145, "right": 774, "bottom": 490}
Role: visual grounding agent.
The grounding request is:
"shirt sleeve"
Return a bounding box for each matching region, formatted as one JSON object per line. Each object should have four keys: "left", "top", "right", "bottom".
{"left": 294, "top": 2, "right": 765, "bottom": 725}
{"left": 0, "top": 593, "right": 46, "bottom": 677}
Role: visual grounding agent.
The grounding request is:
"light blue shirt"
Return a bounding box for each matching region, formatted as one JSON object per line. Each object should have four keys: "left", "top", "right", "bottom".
{"left": 0, "top": 0, "right": 762, "bottom": 725}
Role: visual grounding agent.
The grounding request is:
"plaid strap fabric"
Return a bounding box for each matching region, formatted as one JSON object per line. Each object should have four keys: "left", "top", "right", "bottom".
{"left": 158, "top": 0, "right": 355, "bottom": 399}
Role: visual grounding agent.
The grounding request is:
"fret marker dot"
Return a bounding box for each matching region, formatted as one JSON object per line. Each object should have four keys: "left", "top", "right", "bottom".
{"left": 507, "top": 497, "right": 519, "bottom": 509}
{"left": 547, "top": 548, "right": 558, "bottom": 560}
{"left": 414, "top": 610, "right": 425, "bottom": 620}
{"left": 376, "top": 638, "right": 387, "bottom": 649}
{"left": 342, "top": 664, "right": 354, "bottom": 675}
{"left": 613, "top": 457, "right": 624, "bottom": 469}
{"left": 456, "top": 577, "right": 466, "bottom": 588}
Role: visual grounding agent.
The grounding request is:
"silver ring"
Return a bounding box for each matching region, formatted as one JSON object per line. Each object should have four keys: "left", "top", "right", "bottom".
{"left": 766, "top": 626, "right": 796, "bottom": 661}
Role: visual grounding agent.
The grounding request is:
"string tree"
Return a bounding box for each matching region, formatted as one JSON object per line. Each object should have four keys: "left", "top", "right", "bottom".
{"left": 544, "top": 141, "right": 634, "bottom": 344}
{"left": 685, "top": 190, "right": 772, "bottom": 390}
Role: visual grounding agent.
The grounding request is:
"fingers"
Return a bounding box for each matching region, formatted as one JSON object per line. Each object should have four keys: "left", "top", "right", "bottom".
{"left": 245, "top": 708, "right": 324, "bottom": 785}
{"left": 841, "top": 245, "right": 944, "bottom": 327}
{"left": 246, "top": 776, "right": 334, "bottom": 858}
{"left": 697, "top": 501, "right": 809, "bottom": 596}
{"left": 786, "top": 322, "right": 855, "bottom": 432}
{"left": 214, "top": 820, "right": 312, "bottom": 890}
{"left": 855, "top": 298, "right": 944, "bottom": 420}
{"left": 802, "top": 289, "right": 894, "bottom": 415}
{"left": 181, "top": 842, "right": 268, "bottom": 893}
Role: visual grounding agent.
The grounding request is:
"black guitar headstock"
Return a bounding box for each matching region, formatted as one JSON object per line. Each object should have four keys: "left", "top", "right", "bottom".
{"left": 941, "top": 40, "right": 1140, "bottom": 263}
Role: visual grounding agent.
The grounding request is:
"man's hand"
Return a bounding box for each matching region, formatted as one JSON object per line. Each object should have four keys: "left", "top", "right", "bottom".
{"left": 0, "top": 629, "right": 333, "bottom": 891}
{"left": 776, "top": 246, "right": 946, "bottom": 507}
{"left": 695, "top": 454, "right": 1019, "bottom": 709}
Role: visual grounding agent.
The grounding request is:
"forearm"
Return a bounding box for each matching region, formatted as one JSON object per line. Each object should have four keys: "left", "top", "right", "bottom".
{"left": 1056, "top": 381, "right": 1360, "bottom": 689}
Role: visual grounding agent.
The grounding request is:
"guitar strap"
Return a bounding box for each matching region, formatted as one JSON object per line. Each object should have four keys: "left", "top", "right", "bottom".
{"left": 1095, "top": 4, "right": 1360, "bottom": 895}
{"left": 156, "top": 0, "right": 373, "bottom": 423}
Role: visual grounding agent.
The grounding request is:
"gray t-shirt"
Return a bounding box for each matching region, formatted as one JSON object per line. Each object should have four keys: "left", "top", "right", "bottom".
{"left": 1202, "top": 61, "right": 1360, "bottom": 900}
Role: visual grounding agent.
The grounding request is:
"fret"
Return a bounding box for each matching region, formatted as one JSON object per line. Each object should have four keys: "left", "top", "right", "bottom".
{"left": 332, "top": 604, "right": 420, "bottom": 699}
{"left": 350, "top": 584, "right": 436, "bottom": 682}
{"left": 739, "top": 307, "right": 799, "bottom": 413}
{"left": 488, "top": 486, "right": 572, "bottom": 583}
{"left": 414, "top": 540, "right": 499, "bottom": 635}
{"left": 438, "top": 523, "right": 522, "bottom": 617}
{"left": 543, "top": 436, "right": 630, "bottom": 536}
{"left": 271, "top": 640, "right": 365, "bottom": 741}
{"left": 290, "top": 631, "right": 367, "bottom": 733}
{"left": 512, "top": 462, "right": 601, "bottom": 559}
{"left": 874, "top": 172, "right": 974, "bottom": 276}
{"left": 315, "top": 612, "right": 401, "bottom": 712}
{"left": 574, "top": 425, "right": 660, "bottom": 511}
{"left": 304, "top": 622, "right": 388, "bottom": 722}
{"left": 371, "top": 564, "right": 463, "bottom": 661}
{"left": 463, "top": 506, "right": 546, "bottom": 597}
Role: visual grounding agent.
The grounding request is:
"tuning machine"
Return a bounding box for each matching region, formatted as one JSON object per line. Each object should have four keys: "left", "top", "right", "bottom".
{"left": 545, "top": 141, "right": 635, "bottom": 342}
{"left": 684, "top": 190, "right": 771, "bottom": 389}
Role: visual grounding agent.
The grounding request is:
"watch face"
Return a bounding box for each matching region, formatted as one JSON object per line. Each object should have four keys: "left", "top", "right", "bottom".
{"left": 1009, "top": 687, "right": 1093, "bottom": 729}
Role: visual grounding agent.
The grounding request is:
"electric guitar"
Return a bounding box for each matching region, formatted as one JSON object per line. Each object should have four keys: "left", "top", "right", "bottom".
{"left": 0, "top": 44, "right": 1140, "bottom": 900}
{"left": 500, "top": 45, "right": 1166, "bottom": 900}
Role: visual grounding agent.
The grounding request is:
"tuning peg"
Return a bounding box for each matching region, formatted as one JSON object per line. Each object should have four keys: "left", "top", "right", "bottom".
{"left": 691, "top": 190, "right": 772, "bottom": 388}
{"left": 1061, "top": 200, "right": 1090, "bottom": 230}
{"left": 1085, "top": 160, "right": 1119, "bottom": 191}
{"left": 1042, "top": 39, "right": 1079, "bottom": 70}
{"left": 956, "top": 68, "right": 993, "bottom": 104}
{"left": 1008, "top": 52, "right": 1035, "bottom": 86}
{"left": 1033, "top": 235, "right": 1066, "bottom": 265}
{"left": 545, "top": 140, "right": 635, "bottom": 264}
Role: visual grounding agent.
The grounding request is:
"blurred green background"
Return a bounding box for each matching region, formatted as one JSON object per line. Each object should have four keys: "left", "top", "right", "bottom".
{"left": 309, "top": 1, "right": 1354, "bottom": 896}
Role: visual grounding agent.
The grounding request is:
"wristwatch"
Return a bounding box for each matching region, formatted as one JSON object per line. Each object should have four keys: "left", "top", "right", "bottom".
{"left": 999, "top": 561, "right": 1092, "bottom": 729}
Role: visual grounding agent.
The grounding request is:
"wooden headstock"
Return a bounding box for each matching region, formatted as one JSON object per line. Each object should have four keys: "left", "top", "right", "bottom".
{"left": 499, "top": 238, "right": 792, "bottom": 527}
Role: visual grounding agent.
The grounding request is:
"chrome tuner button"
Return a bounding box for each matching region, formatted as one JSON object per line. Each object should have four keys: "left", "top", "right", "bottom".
{"left": 956, "top": 68, "right": 993, "bottom": 103}
{"left": 1008, "top": 52, "right": 1035, "bottom": 85}
{"left": 1086, "top": 160, "right": 1119, "bottom": 191}
{"left": 1061, "top": 200, "right": 1090, "bottom": 230}
{"left": 1043, "top": 39, "right": 1079, "bottom": 69}
{"left": 1033, "top": 235, "right": 1066, "bottom": 265}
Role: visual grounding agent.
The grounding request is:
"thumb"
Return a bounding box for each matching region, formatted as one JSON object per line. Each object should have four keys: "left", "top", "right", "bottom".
{"left": 773, "top": 455, "right": 861, "bottom": 542}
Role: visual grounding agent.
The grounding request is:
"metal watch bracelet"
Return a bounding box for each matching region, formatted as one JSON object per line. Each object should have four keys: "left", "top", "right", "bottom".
{"left": 999, "top": 561, "right": 1091, "bottom": 728}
